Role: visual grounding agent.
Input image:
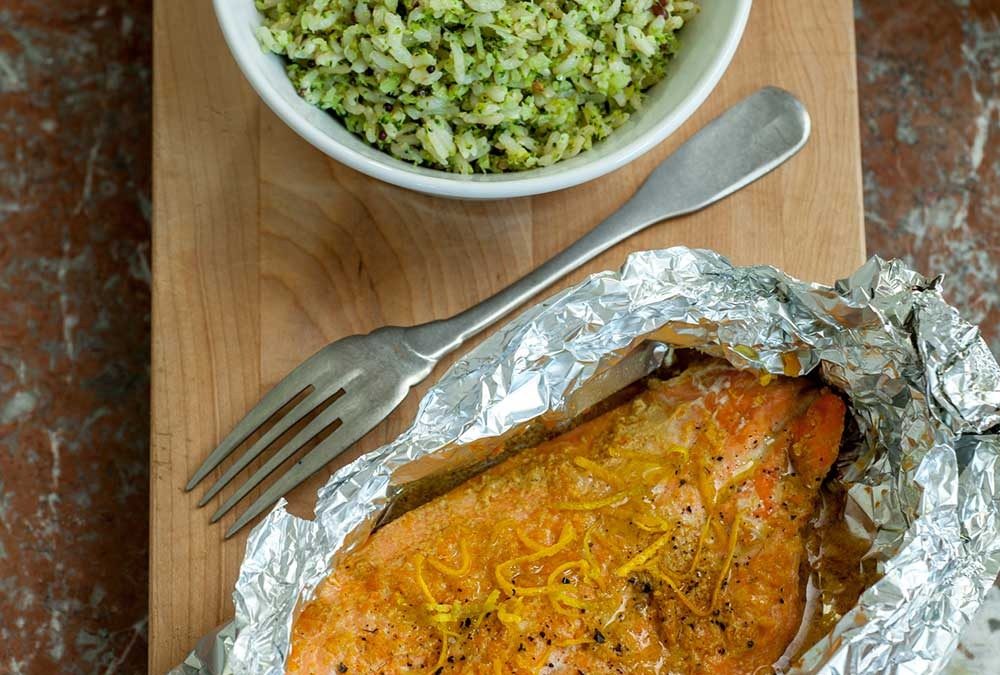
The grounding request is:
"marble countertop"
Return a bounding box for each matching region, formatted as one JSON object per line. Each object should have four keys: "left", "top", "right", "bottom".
{"left": 0, "top": 0, "right": 996, "bottom": 673}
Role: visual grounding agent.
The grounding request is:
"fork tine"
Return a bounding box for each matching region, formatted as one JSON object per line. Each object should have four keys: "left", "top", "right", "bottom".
{"left": 195, "top": 389, "right": 338, "bottom": 507}
{"left": 210, "top": 398, "right": 345, "bottom": 524}
{"left": 185, "top": 352, "right": 329, "bottom": 492}
{"left": 223, "top": 409, "right": 388, "bottom": 538}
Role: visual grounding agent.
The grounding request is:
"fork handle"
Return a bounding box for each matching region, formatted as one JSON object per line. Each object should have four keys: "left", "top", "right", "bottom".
{"left": 406, "top": 87, "right": 811, "bottom": 360}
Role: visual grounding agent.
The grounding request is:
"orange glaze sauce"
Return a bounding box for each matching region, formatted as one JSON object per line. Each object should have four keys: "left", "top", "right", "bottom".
{"left": 288, "top": 360, "right": 853, "bottom": 674}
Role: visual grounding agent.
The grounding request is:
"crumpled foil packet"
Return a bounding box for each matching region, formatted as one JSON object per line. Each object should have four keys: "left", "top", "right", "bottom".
{"left": 170, "top": 247, "right": 1000, "bottom": 675}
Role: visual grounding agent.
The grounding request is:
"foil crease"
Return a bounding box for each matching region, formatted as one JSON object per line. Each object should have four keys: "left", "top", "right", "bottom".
{"left": 172, "top": 247, "right": 1000, "bottom": 675}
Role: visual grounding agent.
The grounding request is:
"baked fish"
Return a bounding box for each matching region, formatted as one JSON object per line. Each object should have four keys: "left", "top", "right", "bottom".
{"left": 289, "top": 360, "right": 846, "bottom": 674}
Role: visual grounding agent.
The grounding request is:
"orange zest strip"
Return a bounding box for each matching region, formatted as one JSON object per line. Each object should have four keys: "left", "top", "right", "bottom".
{"left": 412, "top": 554, "right": 438, "bottom": 605}
{"left": 641, "top": 464, "right": 669, "bottom": 484}
{"left": 474, "top": 589, "right": 501, "bottom": 628}
{"left": 648, "top": 569, "right": 711, "bottom": 617}
{"left": 552, "top": 591, "right": 589, "bottom": 610}
{"left": 718, "top": 457, "right": 764, "bottom": 498}
{"left": 495, "top": 523, "right": 576, "bottom": 596}
{"left": 547, "top": 592, "right": 578, "bottom": 617}
{"left": 573, "top": 456, "right": 624, "bottom": 489}
{"left": 496, "top": 596, "right": 524, "bottom": 625}
{"left": 533, "top": 646, "right": 554, "bottom": 671}
{"left": 434, "top": 626, "right": 449, "bottom": 669}
{"left": 556, "top": 490, "right": 630, "bottom": 511}
{"left": 684, "top": 515, "right": 713, "bottom": 578}
{"left": 615, "top": 528, "right": 674, "bottom": 577}
{"left": 710, "top": 512, "right": 743, "bottom": 610}
{"left": 492, "top": 518, "right": 518, "bottom": 537}
{"left": 630, "top": 511, "right": 673, "bottom": 532}
{"left": 428, "top": 539, "right": 472, "bottom": 577}
{"left": 501, "top": 560, "right": 587, "bottom": 599}
{"left": 581, "top": 526, "right": 605, "bottom": 586}
{"left": 607, "top": 447, "right": 663, "bottom": 463}
{"left": 663, "top": 443, "right": 691, "bottom": 461}
{"left": 546, "top": 560, "right": 589, "bottom": 587}
{"left": 516, "top": 529, "right": 547, "bottom": 552}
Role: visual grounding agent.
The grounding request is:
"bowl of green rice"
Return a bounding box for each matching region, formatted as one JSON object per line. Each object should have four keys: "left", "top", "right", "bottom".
{"left": 214, "top": 0, "right": 752, "bottom": 198}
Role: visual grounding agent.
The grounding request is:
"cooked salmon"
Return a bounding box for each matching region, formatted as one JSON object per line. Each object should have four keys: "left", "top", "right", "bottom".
{"left": 288, "top": 360, "right": 846, "bottom": 674}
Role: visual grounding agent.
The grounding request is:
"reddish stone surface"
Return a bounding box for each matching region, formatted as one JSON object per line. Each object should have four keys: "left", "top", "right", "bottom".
{"left": 857, "top": 0, "right": 1000, "bottom": 355}
{"left": 0, "top": 1, "right": 151, "bottom": 674}
{"left": 0, "top": 1, "right": 996, "bottom": 674}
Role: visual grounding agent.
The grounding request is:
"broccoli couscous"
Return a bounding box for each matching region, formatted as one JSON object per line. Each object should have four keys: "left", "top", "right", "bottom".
{"left": 256, "top": 0, "right": 698, "bottom": 173}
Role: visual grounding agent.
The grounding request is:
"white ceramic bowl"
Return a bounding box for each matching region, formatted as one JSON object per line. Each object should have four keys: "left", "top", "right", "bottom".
{"left": 214, "top": 0, "right": 752, "bottom": 199}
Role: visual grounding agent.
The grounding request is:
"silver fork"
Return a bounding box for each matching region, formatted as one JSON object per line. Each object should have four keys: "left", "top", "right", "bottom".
{"left": 187, "top": 86, "right": 811, "bottom": 537}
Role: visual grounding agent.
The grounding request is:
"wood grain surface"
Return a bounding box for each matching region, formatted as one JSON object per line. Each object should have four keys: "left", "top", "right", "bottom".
{"left": 150, "top": 0, "right": 865, "bottom": 671}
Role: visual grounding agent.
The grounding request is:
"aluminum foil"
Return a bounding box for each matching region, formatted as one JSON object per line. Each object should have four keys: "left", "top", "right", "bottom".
{"left": 170, "top": 247, "right": 1000, "bottom": 675}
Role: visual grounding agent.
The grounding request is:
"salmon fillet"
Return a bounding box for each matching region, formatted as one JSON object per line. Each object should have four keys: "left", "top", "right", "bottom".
{"left": 288, "top": 360, "right": 846, "bottom": 674}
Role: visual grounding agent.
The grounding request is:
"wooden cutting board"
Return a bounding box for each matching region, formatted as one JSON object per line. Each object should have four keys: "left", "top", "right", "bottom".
{"left": 150, "top": 1, "right": 864, "bottom": 671}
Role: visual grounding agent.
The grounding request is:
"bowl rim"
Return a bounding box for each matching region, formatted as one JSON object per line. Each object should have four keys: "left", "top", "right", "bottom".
{"left": 213, "top": 0, "right": 753, "bottom": 199}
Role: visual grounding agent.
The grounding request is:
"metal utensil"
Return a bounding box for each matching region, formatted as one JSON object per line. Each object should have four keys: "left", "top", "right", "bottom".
{"left": 187, "top": 86, "right": 811, "bottom": 537}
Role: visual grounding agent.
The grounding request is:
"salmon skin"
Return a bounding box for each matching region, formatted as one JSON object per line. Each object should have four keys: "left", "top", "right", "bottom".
{"left": 288, "top": 360, "right": 846, "bottom": 674}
